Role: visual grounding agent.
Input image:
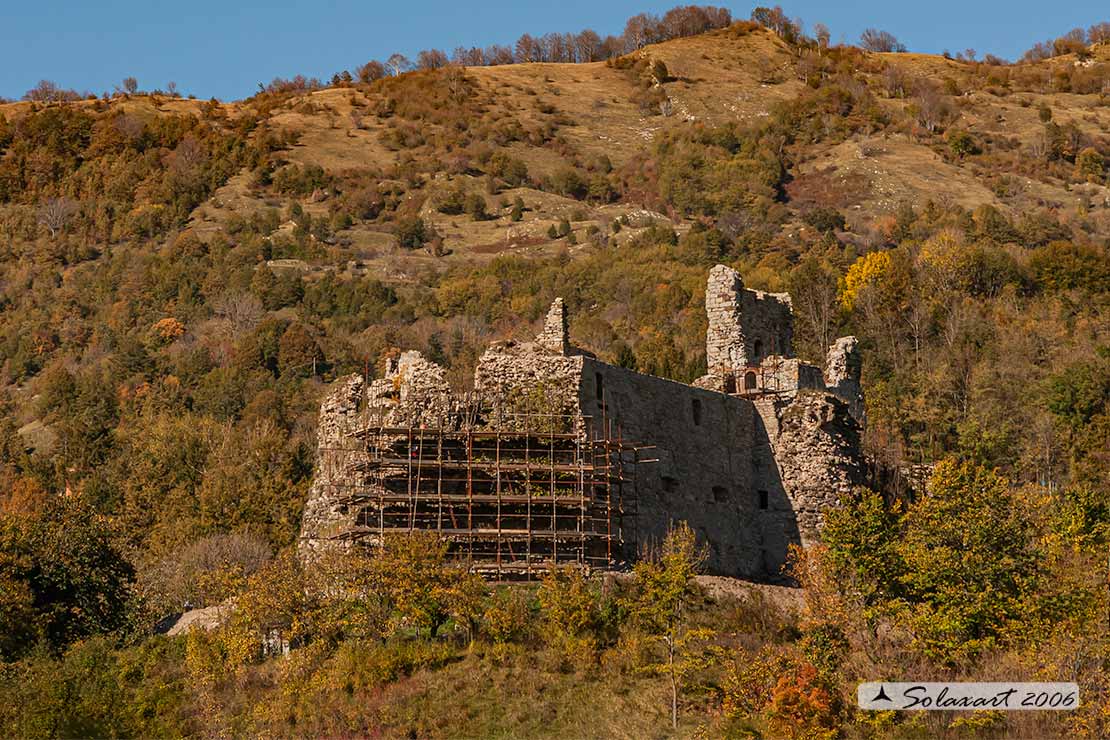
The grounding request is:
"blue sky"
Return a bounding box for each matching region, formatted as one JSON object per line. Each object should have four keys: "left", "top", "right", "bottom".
{"left": 1, "top": 1, "right": 1105, "bottom": 102}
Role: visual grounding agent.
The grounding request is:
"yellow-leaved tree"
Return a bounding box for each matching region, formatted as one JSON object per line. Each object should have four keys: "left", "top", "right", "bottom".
{"left": 625, "top": 522, "right": 714, "bottom": 730}
{"left": 537, "top": 565, "right": 601, "bottom": 667}
{"left": 371, "top": 531, "right": 487, "bottom": 639}
{"left": 837, "top": 250, "right": 892, "bottom": 311}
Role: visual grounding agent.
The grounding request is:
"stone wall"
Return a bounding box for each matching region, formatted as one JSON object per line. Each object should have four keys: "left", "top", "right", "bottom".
{"left": 374, "top": 350, "right": 455, "bottom": 427}
{"left": 757, "top": 357, "right": 825, "bottom": 396}
{"left": 739, "top": 286, "right": 793, "bottom": 364}
{"left": 824, "top": 336, "right": 865, "bottom": 422}
{"left": 577, "top": 358, "right": 767, "bottom": 576}
{"left": 298, "top": 374, "right": 365, "bottom": 561}
{"left": 535, "top": 298, "right": 570, "bottom": 355}
{"left": 473, "top": 340, "right": 585, "bottom": 433}
{"left": 705, "top": 264, "right": 747, "bottom": 374}
{"left": 753, "top": 392, "right": 865, "bottom": 553}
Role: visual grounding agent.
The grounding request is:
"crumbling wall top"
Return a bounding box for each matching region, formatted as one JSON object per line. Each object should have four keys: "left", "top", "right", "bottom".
{"left": 316, "top": 374, "right": 364, "bottom": 448}
{"left": 825, "top": 336, "right": 861, "bottom": 386}
{"left": 536, "top": 298, "right": 570, "bottom": 355}
{"left": 824, "top": 336, "right": 865, "bottom": 423}
{"left": 368, "top": 350, "right": 455, "bottom": 427}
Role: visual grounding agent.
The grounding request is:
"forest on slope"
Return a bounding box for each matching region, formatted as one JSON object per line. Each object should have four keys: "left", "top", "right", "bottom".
{"left": 0, "top": 6, "right": 1108, "bottom": 738}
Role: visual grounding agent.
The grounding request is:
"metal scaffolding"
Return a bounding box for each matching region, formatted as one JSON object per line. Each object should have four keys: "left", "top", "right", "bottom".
{"left": 319, "top": 400, "right": 641, "bottom": 580}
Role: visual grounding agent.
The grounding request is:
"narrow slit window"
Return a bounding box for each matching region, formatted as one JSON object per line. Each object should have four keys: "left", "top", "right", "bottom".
{"left": 758, "top": 490, "right": 769, "bottom": 510}
{"left": 692, "top": 398, "right": 703, "bottom": 426}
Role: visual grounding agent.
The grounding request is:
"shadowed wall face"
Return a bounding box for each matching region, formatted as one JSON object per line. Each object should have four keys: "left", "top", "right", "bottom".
{"left": 577, "top": 358, "right": 780, "bottom": 577}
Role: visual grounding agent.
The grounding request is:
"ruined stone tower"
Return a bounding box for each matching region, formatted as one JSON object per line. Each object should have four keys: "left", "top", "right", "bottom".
{"left": 705, "top": 264, "right": 793, "bottom": 375}
{"left": 298, "top": 265, "right": 867, "bottom": 581}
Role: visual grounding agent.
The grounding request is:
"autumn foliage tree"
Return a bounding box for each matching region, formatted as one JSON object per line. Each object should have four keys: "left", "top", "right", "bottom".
{"left": 0, "top": 496, "right": 134, "bottom": 659}
{"left": 625, "top": 522, "right": 711, "bottom": 730}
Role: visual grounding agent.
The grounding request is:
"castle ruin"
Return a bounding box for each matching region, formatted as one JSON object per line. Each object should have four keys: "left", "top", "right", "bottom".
{"left": 298, "top": 264, "right": 866, "bottom": 580}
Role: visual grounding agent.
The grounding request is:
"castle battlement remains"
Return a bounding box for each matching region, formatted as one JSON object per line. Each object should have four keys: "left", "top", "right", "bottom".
{"left": 298, "top": 265, "right": 866, "bottom": 580}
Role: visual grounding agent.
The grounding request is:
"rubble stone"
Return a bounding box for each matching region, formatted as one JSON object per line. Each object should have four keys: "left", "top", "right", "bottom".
{"left": 298, "top": 265, "right": 869, "bottom": 582}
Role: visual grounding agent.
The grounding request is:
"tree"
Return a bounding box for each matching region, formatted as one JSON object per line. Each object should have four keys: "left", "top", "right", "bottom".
{"left": 386, "top": 53, "right": 411, "bottom": 76}
{"left": 451, "top": 46, "right": 485, "bottom": 66}
{"left": 371, "top": 531, "right": 484, "bottom": 638}
{"left": 37, "top": 197, "right": 79, "bottom": 238}
{"left": 625, "top": 522, "right": 710, "bottom": 730}
{"left": 22, "top": 80, "right": 80, "bottom": 103}
{"left": 484, "top": 44, "right": 514, "bottom": 65}
{"left": 575, "top": 29, "right": 602, "bottom": 62}
{"left": 751, "top": 6, "right": 799, "bottom": 42}
{"left": 514, "top": 33, "right": 541, "bottom": 63}
{"left": 220, "top": 550, "right": 309, "bottom": 664}
{"left": 820, "top": 488, "right": 905, "bottom": 610}
{"left": 623, "top": 13, "right": 660, "bottom": 50}
{"left": 304, "top": 548, "right": 392, "bottom": 644}
{"left": 537, "top": 566, "right": 600, "bottom": 664}
{"left": 1076, "top": 147, "right": 1106, "bottom": 183}
{"left": 416, "top": 49, "right": 449, "bottom": 71}
{"left": 122, "top": 77, "right": 138, "bottom": 95}
{"left": 0, "top": 496, "right": 134, "bottom": 658}
{"left": 859, "top": 28, "right": 906, "bottom": 53}
{"left": 788, "top": 256, "right": 841, "bottom": 355}
{"left": 947, "top": 129, "right": 980, "bottom": 158}
{"left": 814, "top": 23, "right": 831, "bottom": 51}
{"left": 897, "top": 460, "right": 1039, "bottom": 662}
{"left": 465, "top": 192, "right": 489, "bottom": 221}
{"left": 839, "top": 250, "right": 892, "bottom": 311}
{"left": 912, "top": 81, "right": 955, "bottom": 133}
{"left": 1089, "top": 21, "right": 1110, "bottom": 44}
{"left": 435, "top": 184, "right": 467, "bottom": 215}
{"left": 139, "top": 532, "right": 271, "bottom": 615}
{"left": 357, "top": 60, "right": 386, "bottom": 83}
{"left": 395, "top": 216, "right": 427, "bottom": 249}
{"left": 277, "top": 323, "right": 322, "bottom": 377}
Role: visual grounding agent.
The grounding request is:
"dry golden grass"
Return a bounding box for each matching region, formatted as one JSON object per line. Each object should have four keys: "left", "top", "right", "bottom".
{"left": 5, "top": 25, "right": 1109, "bottom": 262}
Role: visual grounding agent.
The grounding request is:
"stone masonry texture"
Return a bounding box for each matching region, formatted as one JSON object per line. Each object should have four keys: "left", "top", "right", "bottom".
{"left": 299, "top": 265, "right": 868, "bottom": 581}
